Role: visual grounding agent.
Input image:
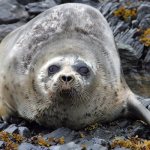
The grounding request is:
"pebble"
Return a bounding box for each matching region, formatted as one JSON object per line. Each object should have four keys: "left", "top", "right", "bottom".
{"left": 18, "top": 143, "right": 47, "bottom": 150}
{"left": 44, "top": 127, "right": 78, "bottom": 143}
{"left": 0, "top": 122, "right": 8, "bottom": 131}
{"left": 18, "top": 126, "right": 30, "bottom": 137}
{"left": 4, "top": 124, "right": 18, "bottom": 134}
{"left": 0, "top": 141, "right": 5, "bottom": 149}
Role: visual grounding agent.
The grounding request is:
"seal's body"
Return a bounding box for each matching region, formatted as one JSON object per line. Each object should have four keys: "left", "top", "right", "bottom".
{"left": 0, "top": 3, "right": 149, "bottom": 129}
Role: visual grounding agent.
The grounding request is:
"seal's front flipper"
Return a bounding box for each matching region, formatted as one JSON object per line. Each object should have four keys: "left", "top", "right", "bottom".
{"left": 0, "top": 102, "right": 11, "bottom": 123}
{"left": 127, "top": 95, "right": 150, "bottom": 125}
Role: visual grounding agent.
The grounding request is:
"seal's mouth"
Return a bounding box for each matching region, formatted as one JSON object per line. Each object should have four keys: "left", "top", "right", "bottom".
{"left": 59, "top": 89, "right": 73, "bottom": 98}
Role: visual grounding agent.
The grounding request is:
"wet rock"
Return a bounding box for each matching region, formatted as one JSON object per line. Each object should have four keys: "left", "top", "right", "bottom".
{"left": 74, "top": 0, "right": 100, "bottom": 7}
{"left": 49, "top": 140, "right": 108, "bottom": 150}
{"left": 50, "top": 142, "right": 82, "bottom": 150}
{"left": 137, "top": 4, "right": 150, "bottom": 22}
{"left": 100, "top": 2, "right": 112, "bottom": 16}
{"left": 144, "top": 48, "right": 150, "bottom": 63}
{"left": 0, "top": 122, "right": 9, "bottom": 131}
{"left": 17, "top": 0, "right": 42, "bottom": 5}
{"left": 139, "top": 14, "right": 150, "bottom": 29}
{"left": 0, "top": 141, "right": 5, "bottom": 149}
{"left": 25, "top": 0, "right": 57, "bottom": 15}
{"left": 54, "top": 0, "right": 74, "bottom": 4}
{"left": 117, "top": 42, "right": 138, "bottom": 70}
{"left": 0, "top": 22, "right": 25, "bottom": 42}
{"left": 0, "top": 0, "right": 28, "bottom": 24}
{"left": 132, "top": 20, "right": 139, "bottom": 28}
{"left": 18, "top": 143, "right": 44, "bottom": 150}
{"left": 4, "top": 124, "right": 18, "bottom": 134}
{"left": 18, "top": 127, "right": 30, "bottom": 138}
{"left": 55, "top": 0, "right": 100, "bottom": 7}
{"left": 44, "top": 127, "right": 78, "bottom": 143}
{"left": 131, "top": 125, "right": 150, "bottom": 139}
{"left": 113, "top": 22, "right": 129, "bottom": 36}
{"left": 76, "top": 138, "right": 108, "bottom": 150}
{"left": 113, "top": 148, "right": 130, "bottom": 150}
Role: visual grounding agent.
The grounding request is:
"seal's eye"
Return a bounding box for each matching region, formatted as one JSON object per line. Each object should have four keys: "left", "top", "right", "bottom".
{"left": 77, "top": 66, "right": 90, "bottom": 76}
{"left": 48, "top": 65, "right": 60, "bottom": 75}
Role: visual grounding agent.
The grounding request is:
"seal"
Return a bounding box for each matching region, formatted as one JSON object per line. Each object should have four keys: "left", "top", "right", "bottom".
{"left": 0, "top": 3, "right": 150, "bottom": 129}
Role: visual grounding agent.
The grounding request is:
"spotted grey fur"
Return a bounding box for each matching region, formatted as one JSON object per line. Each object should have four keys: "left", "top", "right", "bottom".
{"left": 0, "top": 3, "right": 149, "bottom": 129}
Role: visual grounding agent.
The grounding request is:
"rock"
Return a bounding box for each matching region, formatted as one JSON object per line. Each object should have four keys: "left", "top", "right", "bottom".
{"left": 54, "top": 0, "right": 74, "bottom": 4}
{"left": 117, "top": 120, "right": 130, "bottom": 128}
{"left": 4, "top": 124, "right": 18, "bottom": 134}
{"left": 0, "top": 0, "right": 28, "bottom": 24}
{"left": 75, "top": 138, "right": 108, "bottom": 150}
{"left": 75, "top": 137, "right": 108, "bottom": 150}
{"left": 25, "top": 0, "right": 57, "bottom": 15}
{"left": 144, "top": 48, "right": 150, "bottom": 63}
{"left": 87, "top": 144, "right": 108, "bottom": 150}
{"left": 139, "top": 14, "right": 150, "bottom": 29}
{"left": 18, "top": 127, "right": 30, "bottom": 137}
{"left": 100, "top": 2, "right": 112, "bottom": 16}
{"left": 113, "top": 148, "right": 130, "bottom": 150}
{"left": 17, "top": 0, "right": 42, "bottom": 5}
{"left": 0, "top": 122, "right": 9, "bottom": 131}
{"left": 137, "top": 4, "right": 150, "bottom": 22}
{"left": 0, "top": 22, "right": 25, "bottom": 42}
{"left": 18, "top": 143, "right": 45, "bottom": 150}
{"left": 91, "top": 138, "right": 107, "bottom": 147}
{"left": 132, "top": 20, "right": 139, "bottom": 28}
{"left": 117, "top": 42, "right": 138, "bottom": 70}
{"left": 113, "top": 22, "right": 129, "bottom": 36}
{"left": 0, "top": 141, "right": 5, "bottom": 149}
{"left": 50, "top": 142, "right": 82, "bottom": 150}
{"left": 54, "top": 0, "right": 100, "bottom": 7}
{"left": 44, "top": 127, "right": 78, "bottom": 143}
{"left": 131, "top": 125, "right": 150, "bottom": 139}
{"left": 74, "top": 0, "right": 100, "bottom": 7}
{"left": 50, "top": 141, "right": 108, "bottom": 150}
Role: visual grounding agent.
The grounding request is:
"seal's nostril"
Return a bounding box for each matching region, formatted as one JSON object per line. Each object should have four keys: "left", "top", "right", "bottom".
{"left": 62, "top": 76, "right": 67, "bottom": 82}
{"left": 67, "top": 76, "right": 73, "bottom": 82}
{"left": 61, "top": 75, "right": 74, "bottom": 82}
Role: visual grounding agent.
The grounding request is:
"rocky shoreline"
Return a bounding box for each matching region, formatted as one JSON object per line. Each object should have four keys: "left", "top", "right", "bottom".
{"left": 0, "top": 118, "right": 149, "bottom": 150}
{"left": 0, "top": 0, "right": 150, "bottom": 149}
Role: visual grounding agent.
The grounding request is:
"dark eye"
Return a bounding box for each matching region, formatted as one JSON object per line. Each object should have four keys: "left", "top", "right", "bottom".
{"left": 77, "top": 66, "right": 90, "bottom": 76}
{"left": 48, "top": 65, "right": 60, "bottom": 75}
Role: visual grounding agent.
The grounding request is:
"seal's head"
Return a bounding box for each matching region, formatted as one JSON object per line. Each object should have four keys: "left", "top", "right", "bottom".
{"left": 35, "top": 54, "right": 96, "bottom": 103}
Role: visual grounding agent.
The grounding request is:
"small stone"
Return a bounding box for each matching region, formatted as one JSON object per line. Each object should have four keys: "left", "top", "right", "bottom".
{"left": 132, "top": 20, "right": 139, "bottom": 28}
{"left": 118, "top": 120, "right": 129, "bottom": 128}
{"left": 0, "top": 141, "right": 5, "bottom": 149}
{"left": 25, "top": 0, "right": 56, "bottom": 15}
{"left": 137, "top": 4, "right": 150, "bottom": 22}
{"left": 4, "top": 124, "right": 18, "bottom": 134}
{"left": 113, "top": 148, "right": 130, "bottom": 150}
{"left": 101, "top": 2, "right": 112, "bottom": 16}
{"left": 44, "top": 127, "right": 78, "bottom": 143}
{"left": 91, "top": 138, "right": 107, "bottom": 147}
{"left": 18, "top": 126, "right": 30, "bottom": 137}
{"left": 88, "top": 144, "right": 108, "bottom": 150}
{"left": 18, "top": 143, "right": 42, "bottom": 150}
{"left": 16, "top": 0, "right": 41, "bottom": 5}
{"left": 0, "top": 122, "right": 8, "bottom": 130}
{"left": 49, "top": 142, "right": 82, "bottom": 150}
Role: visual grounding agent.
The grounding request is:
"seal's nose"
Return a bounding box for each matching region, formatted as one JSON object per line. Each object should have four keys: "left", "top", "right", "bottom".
{"left": 60, "top": 75, "right": 74, "bottom": 83}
